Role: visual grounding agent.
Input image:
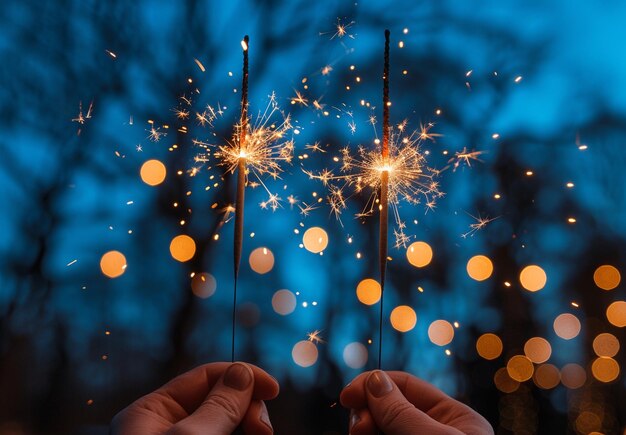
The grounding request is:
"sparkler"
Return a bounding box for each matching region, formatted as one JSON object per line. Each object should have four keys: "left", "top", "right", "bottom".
{"left": 378, "top": 29, "right": 391, "bottom": 370}
{"left": 304, "top": 31, "right": 442, "bottom": 368}
{"left": 231, "top": 35, "right": 249, "bottom": 363}
{"left": 226, "top": 36, "right": 294, "bottom": 362}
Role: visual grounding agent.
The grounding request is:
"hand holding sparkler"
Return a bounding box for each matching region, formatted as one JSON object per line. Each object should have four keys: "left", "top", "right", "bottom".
{"left": 340, "top": 370, "right": 493, "bottom": 435}
{"left": 111, "top": 362, "right": 278, "bottom": 435}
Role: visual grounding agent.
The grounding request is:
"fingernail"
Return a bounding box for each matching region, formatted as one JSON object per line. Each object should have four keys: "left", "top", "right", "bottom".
{"left": 260, "top": 406, "right": 273, "bottom": 432}
{"left": 350, "top": 411, "right": 360, "bottom": 430}
{"left": 366, "top": 370, "right": 393, "bottom": 398}
{"left": 224, "top": 363, "right": 252, "bottom": 391}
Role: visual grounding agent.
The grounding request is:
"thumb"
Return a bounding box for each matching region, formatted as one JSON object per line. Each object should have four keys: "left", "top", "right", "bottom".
{"left": 365, "top": 371, "right": 460, "bottom": 435}
{"left": 169, "top": 362, "right": 254, "bottom": 435}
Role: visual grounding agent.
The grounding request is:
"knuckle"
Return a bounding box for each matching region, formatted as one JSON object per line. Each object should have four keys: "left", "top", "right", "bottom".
{"left": 166, "top": 423, "right": 195, "bottom": 435}
{"left": 203, "top": 392, "right": 241, "bottom": 422}
{"left": 379, "top": 398, "right": 416, "bottom": 428}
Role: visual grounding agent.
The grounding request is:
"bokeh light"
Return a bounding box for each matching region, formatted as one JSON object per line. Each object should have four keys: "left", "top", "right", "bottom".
{"left": 592, "top": 333, "right": 619, "bottom": 357}
{"left": 553, "top": 313, "right": 581, "bottom": 340}
{"left": 356, "top": 278, "right": 381, "bottom": 305}
{"left": 302, "top": 227, "right": 329, "bottom": 254}
{"left": 575, "top": 412, "right": 602, "bottom": 435}
{"left": 606, "top": 301, "right": 626, "bottom": 327}
{"left": 466, "top": 255, "right": 493, "bottom": 281}
{"left": 390, "top": 305, "right": 417, "bottom": 332}
{"left": 342, "top": 342, "right": 368, "bottom": 369}
{"left": 292, "top": 340, "right": 318, "bottom": 367}
{"left": 249, "top": 247, "right": 274, "bottom": 274}
{"left": 476, "top": 333, "right": 503, "bottom": 360}
{"left": 519, "top": 265, "right": 547, "bottom": 292}
{"left": 560, "top": 363, "right": 586, "bottom": 389}
{"left": 140, "top": 159, "right": 166, "bottom": 186}
{"left": 591, "top": 357, "right": 620, "bottom": 383}
{"left": 406, "top": 241, "right": 433, "bottom": 268}
{"left": 271, "top": 289, "right": 297, "bottom": 315}
{"left": 100, "top": 251, "right": 127, "bottom": 278}
{"left": 494, "top": 367, "right": 519, "bottom": 393}
{"left": 533, "top": 364, "right": 560, "bottom": 389}
{"left": 593, "top": 265, "right": 621, "bottom": 290}
{"left": 506, "top": 355, "right": 534, "bottom": 382}
{"left": 428, "top": 320, "right": 454, "bottom": 346}
{"left": 169, "top": 235, "right": 196, "bottom": 262}
{"left": 523, "top": 337, "right": 552, "bottom": 363}
{"left": 191, "top": 273, "right": 217, "bottom": 298}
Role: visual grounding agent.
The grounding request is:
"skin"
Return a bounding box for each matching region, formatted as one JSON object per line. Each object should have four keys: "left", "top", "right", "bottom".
{"left": 112, "top": 363, "right": 492, "bottom": 435}
{"left": 340, "top": 370, "right": 494, "bottom": 435}
{"left": 111, "top": 362, "right": 278, "bottom": 435}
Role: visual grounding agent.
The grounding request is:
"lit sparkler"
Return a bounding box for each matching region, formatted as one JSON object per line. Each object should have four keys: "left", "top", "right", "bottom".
{"left": 225, "top": 36, "right": 294, "bottom": 362}
{"left": 304, "top": 31, "right": 441, "bottom": 368}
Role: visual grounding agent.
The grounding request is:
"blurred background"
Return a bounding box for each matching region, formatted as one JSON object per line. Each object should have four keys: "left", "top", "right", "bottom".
{"left": 1, "top": 0, "right": 625, "bottom": 434}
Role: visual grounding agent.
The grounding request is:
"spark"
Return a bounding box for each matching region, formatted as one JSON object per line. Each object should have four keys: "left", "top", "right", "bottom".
{"left": 305, "top": 142, "right": 326, "bottom": 153}
{"left": 321, "top": 18, "right": 356, "bottom": 40}
{"left": 172, "top": 107, "right": 190, "bottom": 120}
{"left": 66, "top": 259, "right": 77, "bottom": 267}
{"left": 418, "top": 122, "right": 442, "bottom": 142}
{"left": 287, "top": 194, "right": 299, "bottom": 208}
{"left": 321, "top": 65, "right": 333, "bottom": 76}
{"left": 136, "top": 144, "right": 143, "bottom": 152}
{"left": 461, "top": 212, "right": 499, "bottom": 238}
{"left": 193, "top": 58, "right": 206, "bottom": 72}
{"left": 146, "top": 122, "right": 167, "bottom": 142}
{"left": 575, "top": 133, "right": 588, "bottom": 150}
{"left": 71, "top": 101, "right": 93, "bottom": 124}
{"left": 305, "top": 122, "right": 442, "bottom": 247}
{"left": 298, "top": 202, "right": 318, "bottom": 216}
{"left": 105, "top": 49, "right": 117, "bottom": 58}
{"left": 307, "top": 330, "right": 326, "bottom": 344}
{"left": 448, "top": 147, "right": 486, "bottom": 171}
{"left": 312, "top": 99, "right": 326, "bottom": 112}
{"left": 291, "top": 90, "right": 309, "bottom": 106}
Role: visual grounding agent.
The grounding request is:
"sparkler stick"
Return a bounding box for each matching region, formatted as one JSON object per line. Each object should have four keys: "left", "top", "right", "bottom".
{"left": 377, "top": 29, "right": 390, "bottom": 370}
{"left": 232, "top": 35, "right": 249, "bottom": 363}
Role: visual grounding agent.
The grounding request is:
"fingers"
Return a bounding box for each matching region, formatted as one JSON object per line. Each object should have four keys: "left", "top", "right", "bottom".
{"left": 241, "top": 400, "right": 273, "bottom": 434}
{"left": 167, "top": 363, "right": 255, "bottom": 435}
{"left": 348, "top": 408, "right": 376, "bottom": 435}
{"left": 361, "top": 371, "right": 460, "bottom": 435}
{"left": 341, "top": 371, "right": 493, "bottom": 435}
{"left": 123, "top": 362, "right": 278, "bottom": 425}
{"left": 341, "top": 370, "right": 452, "bottom": 411}
{"left": 160, "top": 362, "right": 279, "bottom": 414}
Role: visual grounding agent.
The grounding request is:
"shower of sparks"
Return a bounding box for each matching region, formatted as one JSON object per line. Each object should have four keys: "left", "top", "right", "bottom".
{"left": 213, "top": 92, "right": 294, "bottom": 209}
{"left": 307, "top": 330, "right": 325, "bottom": 344}
{"left": 448, "top": 147, "right": 486, "bottom": 171}
{"left": 461, "top": 213, "right": 499, "bottom": 238}
{"left": 304, "top": 121, "right": 443, "bottom": 248}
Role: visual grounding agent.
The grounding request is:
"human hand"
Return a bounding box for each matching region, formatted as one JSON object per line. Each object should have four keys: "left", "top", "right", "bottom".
{"left": 111, "top": 362, "right": 278, "bottom": 435}
{"left": 341, "top": 370, "right": 493, "bottom": 435}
